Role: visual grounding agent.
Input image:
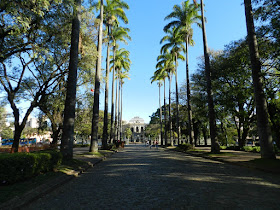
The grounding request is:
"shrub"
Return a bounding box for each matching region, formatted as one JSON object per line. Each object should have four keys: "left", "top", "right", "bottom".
{"left": 243, "top": 146, "right": 261, "bottom": 153}
{"left": 0, "top": 150, "right": 62, "bottom": 185}
{"left": 177, "top": 143, "right": 194, "bottom": 151}
{"left": 220, "top": 146, "right": 227, "bottom": 150}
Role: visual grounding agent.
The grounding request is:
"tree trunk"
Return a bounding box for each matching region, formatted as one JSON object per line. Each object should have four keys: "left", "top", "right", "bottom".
{"left": 114, "top": 70, "right": 119, "bottom": 141}
{"left": 169, "top": 74, "right": 173, "bottom": 146}
{"left": 175, "top": 54, "right": 180, "bottom": 145}
{"left": 118, "top": 79, "right": 121, "bottom": 141}
{"left": 61, "top": 0, "right": 81, "bottom": 159}
{"left": 200, "top": 0, "right": 220, "bottom": 153}
{"left": 120, "top": 81, "right": 123, "bottom": 141}
{"left": 102, "top": 32, "right": 110, "bottom": 149}
{"left": 50, "top": 122, "right": 62, "bottom": 148}
{"left": 11, "top": 102, "right": 21, "bottom": 152}
{"left": 202, "top": 125, "right": 207, "bottom": 146}
{"left": 185, "top": 36, "right": 195, "bottom": 146}
{"left": 110, "top": 45, "right": 116, "bottom": 143}
{"left": 164, "top": 79, "right": 168, "bottom": 146}
{"left": 90, "top": 0, "right": 103, "bottom": 153}
{"left": 159, "top": 83, "right": 163, "bottom": 146}
{"left": 244, "top": 0, "right": 275, "bottom": 159}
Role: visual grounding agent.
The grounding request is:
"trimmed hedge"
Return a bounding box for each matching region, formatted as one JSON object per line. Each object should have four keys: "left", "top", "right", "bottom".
{"left": 0, "top": 150, "right": 62, "bottom": 185}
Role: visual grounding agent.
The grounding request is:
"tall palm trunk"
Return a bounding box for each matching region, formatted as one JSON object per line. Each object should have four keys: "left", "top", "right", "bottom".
{"left": 185, "top": 36, "right": 195, "bottom": 146}
{"left": 159, "top": 83, "right": 163, "bottom": 146}
{"left": 60, "top": 0, "right": 81, "bottom": 159}
{"left": 110, "top": 44, "right": 116, "bottom": 143}
{"left": 102, "top": 29, "right": 110, "bottom": 149}
{"left": 175, "top": 54, "right": 180, "bottom": 145}
{"left": 169, "top": 73, "right": 173, "bottom": 146}
{"left": 244, "top": 0, "right": 275, "bottom": 159}
{"left": 200, "top": 0, "right": 220, "bottom": 153}
{"left": 90, "top": 0, "right": 104, "bottom": 153}
{"left": 164, "top": 79, "right": 168, "bottom": 146}
{"left": 114, "top": 70, "right": 119, "bottom": 141}
{"left": 120, "top": 81, "right": 123, "bottom": 141}
{"left": 118, "top": 78, "right": 121, "bottom": 140}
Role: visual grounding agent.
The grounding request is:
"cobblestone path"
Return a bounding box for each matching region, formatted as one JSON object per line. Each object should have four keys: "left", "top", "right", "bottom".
{"left": 25, "top": 145, "right": 280, "bottom": 209}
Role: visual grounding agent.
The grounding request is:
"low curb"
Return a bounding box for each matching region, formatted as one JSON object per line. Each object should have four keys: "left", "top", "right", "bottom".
{"left": 0, "top": 150, "right": 117, "bottom": 210}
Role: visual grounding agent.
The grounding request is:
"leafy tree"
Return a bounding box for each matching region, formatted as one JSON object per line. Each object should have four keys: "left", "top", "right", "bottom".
{"left": 124, "top": 127, "right": 132, "bottom": 140}
{"left": 0, "top": 0, "right": 73, "bottom": 153}
{"left": 211, "top": 41, "right": 256, "bottom": 148}
{"left": 0, "top": 107, "right": 13, "bottom": 139}
{"left": 0, "top": 0, "right": 64, "bottom": 63}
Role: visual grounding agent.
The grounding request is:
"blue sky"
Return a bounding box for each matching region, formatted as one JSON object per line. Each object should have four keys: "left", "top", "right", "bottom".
{"left": 101, "top": 0, "right": 247, "bottom": 124}
{"left": 5, "top": 1, "right": 248, "bottom": 125}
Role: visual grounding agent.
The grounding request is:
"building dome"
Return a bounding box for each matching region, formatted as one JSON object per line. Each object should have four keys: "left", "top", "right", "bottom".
{"left": 129, "top": 116, "right": 145, "bottom": 124}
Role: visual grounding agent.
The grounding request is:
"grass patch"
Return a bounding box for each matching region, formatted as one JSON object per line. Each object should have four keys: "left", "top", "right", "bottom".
{"left": 205, "top": 152, "right": 235, "bottom": 157}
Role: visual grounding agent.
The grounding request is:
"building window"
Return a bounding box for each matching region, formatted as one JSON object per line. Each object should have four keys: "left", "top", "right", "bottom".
{"left": 141, "top": 127, "right": 144, "bottom": 132}
{"left": 131, "top": 128, "right": 134, "bottom": 133}
{"left": 136, "top": 127, "right": 139, "bottom": 133}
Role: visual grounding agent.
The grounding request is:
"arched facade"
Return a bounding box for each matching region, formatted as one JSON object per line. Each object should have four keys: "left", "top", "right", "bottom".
{"left": 123, "top": 116, "right": 146, "bottom": 142}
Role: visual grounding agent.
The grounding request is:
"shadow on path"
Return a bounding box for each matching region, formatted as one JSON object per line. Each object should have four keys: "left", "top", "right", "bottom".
{"left": 25, "top": 144, "right": 280, "bottom": 209}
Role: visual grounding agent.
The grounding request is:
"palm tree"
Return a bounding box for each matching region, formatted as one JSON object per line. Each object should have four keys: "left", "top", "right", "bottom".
{"left": 198, "top": 0, "right": 220, "bottom": 153}
{"left": 151, "top": 73, "right": 163, "bottom": 145}
{"left": 157, "top": 51, "right": 175, "bottom": 146}
{"left": 60, "top": 0, "right": 81, "bottom": 160}
{"left": 154, "top": 65, "right": 169, "bottom": 146}
{"left": 110, "top": 26, "right": 131, "bottom": 143}
{"left": 164, "top": 0, "right": 200, "bottom": 146}
{"left": 110, "top": 47, "right": 131, "bottom": 141}
{"left": 90, "top": 0, "right": 104, "bottom": 153}
{"left": 160, "top": 27, "right": 186, "bottom": 145}
{"left": 119, "top": 70, "right": 130, "bottom": 141}
{"left": 102, "top": 0, "right": 129, "bottom": 149}
{"left": 244, "top": 0, "right": 275, "bottom": 159}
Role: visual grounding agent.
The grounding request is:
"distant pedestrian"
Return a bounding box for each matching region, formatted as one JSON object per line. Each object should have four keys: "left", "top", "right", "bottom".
{"left": 150, "top": 141, "right": 153, "bottom": 149}
{"left": 155, "top": 140, "right": 158, "bottom": 149}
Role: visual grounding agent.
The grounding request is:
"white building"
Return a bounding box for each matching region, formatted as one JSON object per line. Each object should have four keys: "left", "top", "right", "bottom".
{"left": 26, "top": 117, "right": 39, "bottom": 128}
{"left": 123, "top": 116, "right": 147, "bottom": 143}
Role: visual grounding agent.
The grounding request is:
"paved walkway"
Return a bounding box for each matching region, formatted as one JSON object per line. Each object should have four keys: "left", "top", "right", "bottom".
{"left": 24, "top": 144, "right": 280, "bottom": 209}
